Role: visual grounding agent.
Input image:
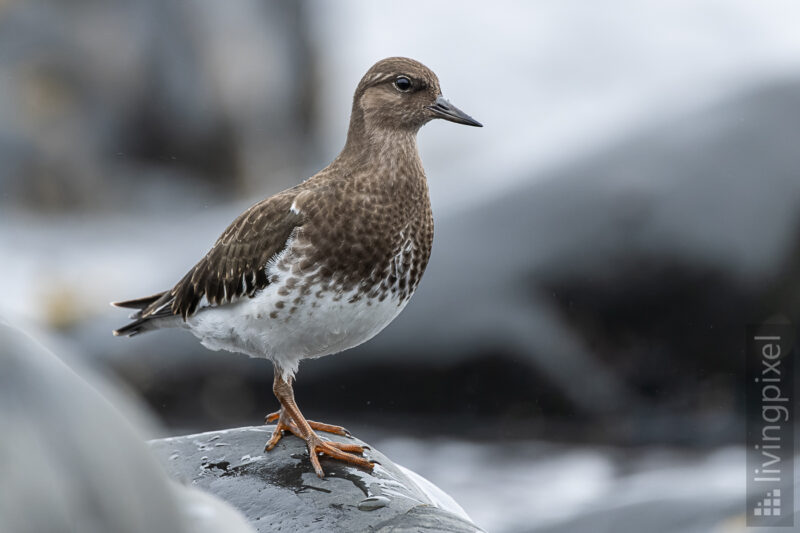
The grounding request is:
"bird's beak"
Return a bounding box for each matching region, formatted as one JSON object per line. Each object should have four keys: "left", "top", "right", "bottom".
{"left": 426, "top": 95, "right": 482, "bottom": 127}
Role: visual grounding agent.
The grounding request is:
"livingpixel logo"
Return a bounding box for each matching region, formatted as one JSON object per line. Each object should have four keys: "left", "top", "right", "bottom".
{"left": 752, "top": 489, "right": 781, "bottom": 518}
{"left": 746, "top": 324, "right": 795, "bottom": 527}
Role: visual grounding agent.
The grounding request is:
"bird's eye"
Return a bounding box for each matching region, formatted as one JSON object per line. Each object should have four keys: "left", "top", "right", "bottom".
{"left": 394, "top": 76, "right": 412, "bottom": 92}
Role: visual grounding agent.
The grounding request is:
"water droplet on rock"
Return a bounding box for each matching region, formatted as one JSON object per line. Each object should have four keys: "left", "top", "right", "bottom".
{"left": 357, "top": 495, "right": 390, "bottom": 511}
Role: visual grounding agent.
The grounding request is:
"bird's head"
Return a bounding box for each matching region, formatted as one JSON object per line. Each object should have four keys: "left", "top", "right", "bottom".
{"left": 351, "top": 57, "right": 482, "bottom": 136}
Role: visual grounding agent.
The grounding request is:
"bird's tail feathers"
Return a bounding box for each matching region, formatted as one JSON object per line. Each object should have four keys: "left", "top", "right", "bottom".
{"left": 113, "top": 318, "right": 153, "bottom": 337}
{"left": 112, "top": 291, "right": 173, "bottom": 336}
{"left": 111, "top": 292, "right": 166, "bottom": 311}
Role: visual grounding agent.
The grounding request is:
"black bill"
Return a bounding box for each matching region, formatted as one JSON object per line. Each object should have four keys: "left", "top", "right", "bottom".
{"left": 426, "top": 95, "right": 482, "bottom": 127}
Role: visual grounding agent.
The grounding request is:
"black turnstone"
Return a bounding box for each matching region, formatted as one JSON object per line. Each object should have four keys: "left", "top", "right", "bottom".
{"left": 113, "top": 57, "right": 481, "bottom": 477}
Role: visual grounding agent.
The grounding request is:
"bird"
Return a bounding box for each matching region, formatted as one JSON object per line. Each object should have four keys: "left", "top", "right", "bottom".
{"left": 113, "top": 57, "right": 482, "bottom": 478}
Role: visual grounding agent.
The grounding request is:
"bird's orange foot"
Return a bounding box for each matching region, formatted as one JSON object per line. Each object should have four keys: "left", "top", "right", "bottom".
{"left": 263, "top": 410, "right": 371, "bottom": 477}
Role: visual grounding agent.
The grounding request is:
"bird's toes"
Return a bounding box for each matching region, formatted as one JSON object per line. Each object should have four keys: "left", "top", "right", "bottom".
{"left": 324, "top": 441, "right": 365, "bottom": 454}
{"left": 306, "top": 419, "right": 351, "bottom": 437}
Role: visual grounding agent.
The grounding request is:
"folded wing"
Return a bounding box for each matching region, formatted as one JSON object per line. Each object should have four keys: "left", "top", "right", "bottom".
{"left": 113, "top": 191, "right": 303, "bottom": 336}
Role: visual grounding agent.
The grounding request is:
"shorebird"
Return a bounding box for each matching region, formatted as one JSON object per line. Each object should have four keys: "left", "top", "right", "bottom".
{"left": 113, "top": 57, "right": 481, "bottom": 477}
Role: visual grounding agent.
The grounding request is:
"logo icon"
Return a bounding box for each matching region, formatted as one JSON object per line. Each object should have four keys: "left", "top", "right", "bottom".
{"left": 753, "top": 489, "right": 781, "bottom": 517}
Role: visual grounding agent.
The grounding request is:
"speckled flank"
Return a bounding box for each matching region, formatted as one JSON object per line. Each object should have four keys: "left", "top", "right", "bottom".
{"left": 187, "top": 276, "right": 412, "bottom": 380}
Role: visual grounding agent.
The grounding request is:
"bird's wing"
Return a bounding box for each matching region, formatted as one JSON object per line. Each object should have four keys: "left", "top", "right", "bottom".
{"left": 138, "top": 190, "right": 305, "bottom": 320}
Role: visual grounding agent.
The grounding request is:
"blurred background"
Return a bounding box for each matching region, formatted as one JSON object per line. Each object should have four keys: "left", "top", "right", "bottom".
{"left": 2, "top": 1, "right": 800, "bottom": 531}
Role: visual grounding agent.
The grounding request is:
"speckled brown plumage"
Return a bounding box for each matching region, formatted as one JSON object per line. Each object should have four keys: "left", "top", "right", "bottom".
{"left": 114, "top": 57, "right": 476, "bottom": 332}
{"left": 113, "top": 57, "right": 480, "bottom": 478}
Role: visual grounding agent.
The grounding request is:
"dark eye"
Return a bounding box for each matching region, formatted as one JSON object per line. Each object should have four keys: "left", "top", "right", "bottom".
{"left": 394, "top": 76, "right": 412, "bottom": 92}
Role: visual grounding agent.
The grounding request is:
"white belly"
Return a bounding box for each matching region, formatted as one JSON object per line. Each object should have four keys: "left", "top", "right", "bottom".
{"left": 185, "top": 280, "right": 409, "bottom": 380}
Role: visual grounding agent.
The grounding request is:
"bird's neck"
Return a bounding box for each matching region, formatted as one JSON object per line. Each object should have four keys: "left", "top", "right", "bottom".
{"left": 340, "top": 128, "right": 419, "bottom": 168}
{"left": 338, "top": 102, "right": 422, "bottom": 170}
{"left": 326, "top": 111, "right": 430, "bottom": 223}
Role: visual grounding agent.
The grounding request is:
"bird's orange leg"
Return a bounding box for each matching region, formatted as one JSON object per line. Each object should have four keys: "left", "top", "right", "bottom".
{"left": 264, "top": 372, "right": 373, "bottom": 478}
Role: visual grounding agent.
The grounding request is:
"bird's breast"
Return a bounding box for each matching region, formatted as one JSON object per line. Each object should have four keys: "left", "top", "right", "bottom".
{"left": 297, "top": 173, "right": 433, "bottom": 300}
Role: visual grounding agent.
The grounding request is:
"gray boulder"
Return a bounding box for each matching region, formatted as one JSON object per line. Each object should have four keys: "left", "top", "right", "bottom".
{"left": 150, "top": 426, "right": 483, "bottom": 532}
{"left": 0, "top": 319, "right": 257, "bottom": 532}
{"left": 0, "top": 320, "right": 187, "bottom": 533}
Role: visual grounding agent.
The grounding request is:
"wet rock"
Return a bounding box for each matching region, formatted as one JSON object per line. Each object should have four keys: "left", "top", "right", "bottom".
{"left": 150, "top": 426, "right": 483, "bottom": 532}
